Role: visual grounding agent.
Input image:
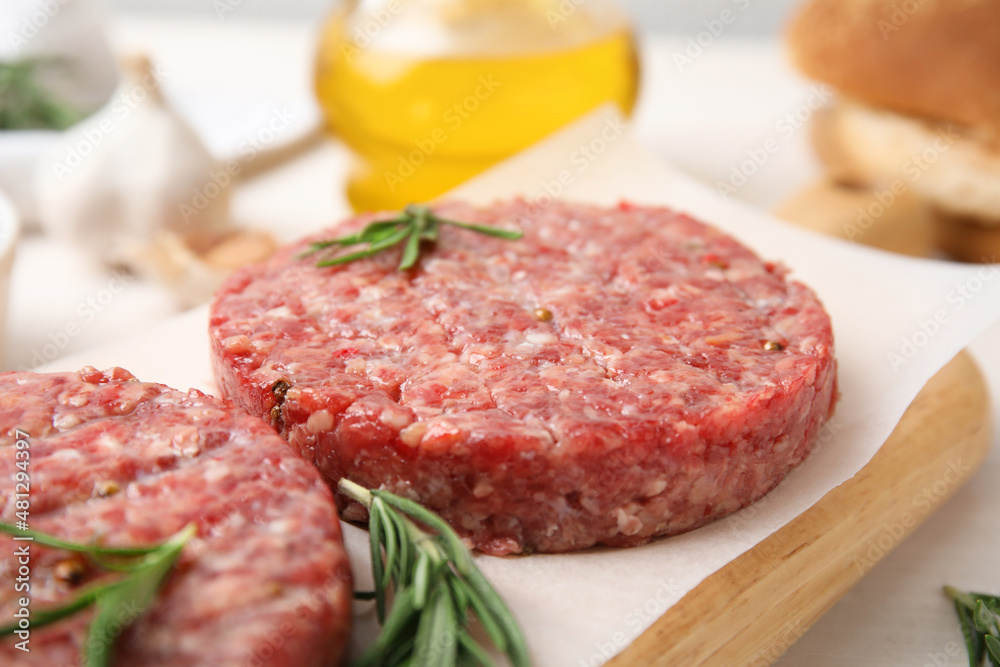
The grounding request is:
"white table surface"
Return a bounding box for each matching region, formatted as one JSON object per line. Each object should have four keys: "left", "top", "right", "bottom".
{"left": 5, "top": 16, "right": 999, "bottom": 666}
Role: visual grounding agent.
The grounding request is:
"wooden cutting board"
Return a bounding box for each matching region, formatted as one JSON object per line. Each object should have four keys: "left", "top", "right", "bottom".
{"left": 606, "top": 183, "right": 995, "bottom": 665}
{"left": 610, "top": 351, "right": 991, "bottom": 666}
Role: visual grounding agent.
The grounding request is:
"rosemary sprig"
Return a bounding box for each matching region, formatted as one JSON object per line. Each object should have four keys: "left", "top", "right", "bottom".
{"left": 339, "top": 478, "right": 531, "bottom": 667}
{"left": 0, "top": 58, "right": 84, "bottom": 130}
{"left": 301, "top": 204, "right": 523, "bottom": 270}
{"left": 945, "top": 586, "right": 1000, "bottom": 666}
{"left": 0, "top": 521, "right": 196, "bottom": 666}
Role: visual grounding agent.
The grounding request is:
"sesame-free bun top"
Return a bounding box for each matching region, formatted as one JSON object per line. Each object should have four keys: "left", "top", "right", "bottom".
{"left": 786, "top": 0, "right": 1000, "bottom": 135}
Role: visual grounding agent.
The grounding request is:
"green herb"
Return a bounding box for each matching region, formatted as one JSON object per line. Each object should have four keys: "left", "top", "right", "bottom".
{"left": 0, "top": 58, "right": 84, "bottom": 130}
{"left": 0, "top": 521, "right": 196, "bottom": 666}
{"left": 302, "top": 204, "right": 523, "bottom": 271}
{"left": 944, "top": 586, "right": 1000, "bottom": 666}
{"left": 339, "top": 478, "right": 531, "bottom": 667}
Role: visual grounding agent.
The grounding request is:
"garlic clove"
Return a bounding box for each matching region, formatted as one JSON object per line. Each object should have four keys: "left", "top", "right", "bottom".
{"left": 129, "top": 228, "right": 277, "bottom": 308}
{"left": 201, "top": 229, "right": 277, "bottom": 270}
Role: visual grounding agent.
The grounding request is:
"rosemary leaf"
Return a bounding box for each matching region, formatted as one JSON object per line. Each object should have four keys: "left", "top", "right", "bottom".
{"left": 456, "top": 576, "right": 508, "bottom": 654}
{"left": 458, "top": 632, "right": 497, "bottom": 667}
{"left": 85, "top": 524, "right": 194, "bottom": 666}
{"left": 413, "top": 550, "right": 432, "bottom": 610}
{"left": 977, "top": 601, "right": 997, "bottom": 635}
{"left": 377, "top": 502, "right": 399, "bottom": 590}
{"left": 946, "top": 586, "right": 1000, "bottom": 667}
{"left": 324, "top": 225, "right": 414, "bottom": 266}
{"left": 400, "top": 223, "right": 422, "bottom": 270}
{"left": 304, "top": 205, "right": 522, "bottom": 271}
{"left": 0, "top": 581, "right": 107, "bottom": 636}
{"left": 452, "top": 556, "right": 529, "bottom": 666}
{"left": 436, "top": 587, "right": 460, "bottom": 667}
{"left": 377, "top": 489, "right": 528, "bottom": 664}
{"left": 354, "top": 586, "right": 419, "bottom": 667}
{"left": 360, "top": 219, "right": 410, "bottom": 244}
{"left": 412, "top": 587, "right": 454, "bottom": 667}
{"left": 305, "top": 239, "right": 342, "bottom": 253}
{"left": 0, "top": 521, "right": 195, "bottom": 667}
{"left": 385, "top": 635, "right": 417, "bottom": 667}
{"left": 88, "top": 553, "right": 160, "bottom": 573}
{"left": 376, "top": 491, "right": 467, "bottom": 565}
{"left": 986, "top": 635, "right": 1000, "bottom": 665}
{"left": 421, "top": 219, "right": 441, "bottom": 242}
{"left": 360, "top": 224, "right": 412, "bottom": 251}
{"left": 369, "top": 500, "right": 387, "bottom": 623}
{"left": 956, "top": 599, "right": 986, "bottom": 667}
{"left": 339, "top": 478, "right": 531, "bottom": 667}
{"left": 316, "top": 246, "right": 381, "bottom": 267}
{"left": 447, "top": 576, "right": 471, "bottom": 620}
{"left": 390, "top": 510, "right": 414, "bottom": 579}
{"left": 0, "top": 522, "right": 163, "bottom": 558}
{"left": 433, "top": 217, "right": 525, "bottom": 240}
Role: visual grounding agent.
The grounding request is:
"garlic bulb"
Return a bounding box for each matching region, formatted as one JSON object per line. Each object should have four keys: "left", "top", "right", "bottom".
{"left": 36, "top": 54, "right": 233, "bottom": 268}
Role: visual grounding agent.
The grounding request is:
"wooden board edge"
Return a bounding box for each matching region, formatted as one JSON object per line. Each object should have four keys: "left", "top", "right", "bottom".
{"left": 608, "top": 350, "right": 992, "bottom": 666}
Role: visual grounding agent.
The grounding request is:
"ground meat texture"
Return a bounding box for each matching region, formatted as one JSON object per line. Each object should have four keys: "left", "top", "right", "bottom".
{"left": 210, "top": 200, "right": 837, "bottom": 556}
{"left": 0, "top": 367, "right": 351, "bottom": 666}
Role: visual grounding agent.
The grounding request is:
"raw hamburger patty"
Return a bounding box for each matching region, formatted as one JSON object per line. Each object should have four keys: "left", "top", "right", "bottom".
{"left": 0, "top": 367, "right": 351, "bottom": 666}
{"left": 210, "top": 200, "right": 837, "bottom": 555}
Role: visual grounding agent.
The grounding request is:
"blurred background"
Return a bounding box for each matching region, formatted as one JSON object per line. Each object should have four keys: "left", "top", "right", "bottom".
{"left": 111, "top": 0, "right": 801, "bottom": 34}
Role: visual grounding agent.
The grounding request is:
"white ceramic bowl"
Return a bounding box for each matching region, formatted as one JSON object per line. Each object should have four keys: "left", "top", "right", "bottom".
{"left": 0, "top": 189, "right": 21, "bottom": 369}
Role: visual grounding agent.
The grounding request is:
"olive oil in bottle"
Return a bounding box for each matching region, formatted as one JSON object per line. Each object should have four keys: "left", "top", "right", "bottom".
{"left": 315, "top": 0, "right": 640, "bottom": 211}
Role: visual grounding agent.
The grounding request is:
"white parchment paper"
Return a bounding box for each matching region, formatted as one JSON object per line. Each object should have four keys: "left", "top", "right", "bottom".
{"left": 46, "top": 109, "right": 1000, "bottom": 666}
